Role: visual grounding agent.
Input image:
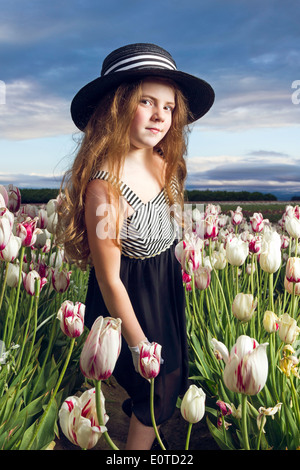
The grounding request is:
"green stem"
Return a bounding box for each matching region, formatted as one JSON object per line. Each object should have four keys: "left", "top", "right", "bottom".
{"left": 289, "top": 376, "right": 300, "bottom": 429}
{"left": 6, "top": 245, "right": 25, "bottom": 347}
{"left": 0, "top": 261, "right": 9, "bottom": 312}
{"left": 241, "top": 394, "right": 250, "bottom": 450}
{"left": 94, "top": 380, "right": 119, "bottom": 450}
{"left": 213, "top": 268, "right": 233, "bottom": 339}
{"left": 26, "top": 335, "right": 76, "bottom": 449}
{"left": 256, "top": 415, "right": 265, "bottom": 450}
{"left": 28, "top": 312, "right": 58, "bottom": 403}
{"left": 6, "top": 278, "right": 39, "bottom": 423}
{"left": 150, "top": 378, "right": 165, "bottom": 450}
{"left": 15, "top": 294, "right": 35, "bottom": 371}
{"left": 185, "top": 422, "right": 193, "bottom": 450}
{"left": 268, "top": 273, "right": 274, "bottom": 312}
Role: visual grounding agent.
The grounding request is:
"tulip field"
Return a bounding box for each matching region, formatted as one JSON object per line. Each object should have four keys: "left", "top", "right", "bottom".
{"left": 0, "top": 183, "right": 299, "bottom": 450}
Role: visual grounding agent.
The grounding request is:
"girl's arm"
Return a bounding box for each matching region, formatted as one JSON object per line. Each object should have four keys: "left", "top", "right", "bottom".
{"left": 84, "top": 179, "right": 146, "bottom": 347}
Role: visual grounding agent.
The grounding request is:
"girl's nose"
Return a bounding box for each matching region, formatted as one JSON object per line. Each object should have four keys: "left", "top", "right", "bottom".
{"left": 152, "top": 107, "right": 164, "bottom": 121}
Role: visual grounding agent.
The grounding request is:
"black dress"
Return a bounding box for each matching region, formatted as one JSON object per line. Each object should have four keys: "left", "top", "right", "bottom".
{"left": 85, "top": 170, "right": 189, "bottom": 426}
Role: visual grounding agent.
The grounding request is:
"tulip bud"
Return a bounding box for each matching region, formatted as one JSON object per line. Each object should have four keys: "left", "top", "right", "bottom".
{"left": 181, "top": 384, "right": 206, "bottom": 424}
{"left": 59, "top": 388, "right": 108, "bottom": 449}
{"left": 6, "top": 263, "right": 20, "bottom": 288}
{"left": 230, "top": 206, "right": 243, "bottom": 226}
{"left": 175, "top": 235, "right": 203, "bottom": 274}
{"left": 80, "top": 316, "right": 122, "bottom": 381}
{"left": 248, "top": 234, "right": 262, "bottom": 254}
{"left": 250, "top": 212, "right": 265, "bottom": 233}
{"left": 222, "top": 335, "right": 269, "bottom": 395}
{"left": 259, "top": 230, "right": 281, "bottom": 273}
{"left": 225, "top": 236, "right": 249, "bottom": 266}
{"left": 204, "top": 214, "right": 218, "bottom": 239}
{"left": 285, "top": 215, "right": 300, "bottom": 239}
{"left": 22, "top": 270, "right": 47, "bottom": 296}
{"left": 284, "top": 276, "right": 300, "bottom": 295}
{"left": 51, "top": 267, "right": 72, "bottom": 293}
{"left": 232, "top": 293, "right": 257, "bottom": 322}
{"left": 57, "top": 300, "right": 85, "bottom": 338}
{"left": 6, "top": 184, "right": 21, "bottom": 213}
{"left": 194, "top": 265, "right": 211, "bottom": 290}
{"left": 285, "top": 257, "right": 300, "bottom": 283}
{"left": 263, "top": 310, "right": 279, "bottom": 333}
{"left": 213, "top": 244, "right": 227, "bottom": 270}
{"left": 278, "top": 313, "right": 300, "bottom": 344}
{"left": 138, "top": 341, "right": 162, "bottom": 381}
{"left": 0, "top": 212, "right": 12, "bottom": 250}
{"left": 0, "top": 185, "right": 8, "bottom": 207}
{"left": 0, "top": 234, "right": 21, "bottom": 262}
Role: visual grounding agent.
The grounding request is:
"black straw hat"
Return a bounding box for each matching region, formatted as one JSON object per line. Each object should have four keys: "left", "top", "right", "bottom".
{"left": 71, "top": 43, "right": 215, "bottom": 131}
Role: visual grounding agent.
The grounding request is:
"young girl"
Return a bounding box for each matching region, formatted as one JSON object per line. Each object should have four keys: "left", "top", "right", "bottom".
{"left": 58, "top": 43, "right": 214, "bottom": 450}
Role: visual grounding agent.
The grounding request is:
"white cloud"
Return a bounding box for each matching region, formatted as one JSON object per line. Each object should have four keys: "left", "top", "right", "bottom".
{"left": 0, "top": 79, "right": 76, "bottom": 140}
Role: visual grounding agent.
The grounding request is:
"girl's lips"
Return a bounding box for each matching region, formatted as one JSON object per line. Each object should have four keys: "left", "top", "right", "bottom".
{"left": 147, "top": 128, "right": 162, "bottom": 134}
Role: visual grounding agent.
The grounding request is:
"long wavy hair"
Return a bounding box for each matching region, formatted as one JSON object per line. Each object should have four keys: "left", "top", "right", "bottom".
{"left": 56, "top": 78, "right": 191, "bottom": 269}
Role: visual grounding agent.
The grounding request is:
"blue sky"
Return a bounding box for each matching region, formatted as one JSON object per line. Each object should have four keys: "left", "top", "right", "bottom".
{"left": 0, "top": 0, "right": 299, "bottom": 200}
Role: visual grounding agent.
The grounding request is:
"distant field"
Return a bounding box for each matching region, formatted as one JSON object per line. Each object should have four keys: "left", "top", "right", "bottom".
{"left": 19, "top": 188, "right": 298, "bottom": 225}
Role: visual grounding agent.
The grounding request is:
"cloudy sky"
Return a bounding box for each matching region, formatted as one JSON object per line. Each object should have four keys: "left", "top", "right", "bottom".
{"left": 0, "top": 0, "right": 299, "bottom": 200}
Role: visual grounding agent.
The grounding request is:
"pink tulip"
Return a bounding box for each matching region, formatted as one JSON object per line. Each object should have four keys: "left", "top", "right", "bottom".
{"left": 248, "top": 234, "right": 261, "bottom": 254}
{"left": 204, "top": 214, "right": 218, "bottom": 239}
{"left": 59, "top": 387, "right": 108, "bottom": 449}
{"left": 175, "top": 235, "right": 203, "bottom": 274}
{"left": 80, "top": 316, "right": 122, "bottom": 381}
{"left": 250, "top": 212, "right": 265, "bottom": 233}
{"left": 138, "top": 342, "right": 162, "bottom": 381}
{"left": 51, "top": 267, "right": 72, "bottom": 293}
{"left": 22, "top": 270, "right": 47, "bottom": 296}
{"left": 57, "top": 300, "right": 85, "bottom": 338}
{"left": 16, "top": 217, "right": 42, "bottom": 247}
{"left": 230, "top": 207, "right": 243, "bottom": 226}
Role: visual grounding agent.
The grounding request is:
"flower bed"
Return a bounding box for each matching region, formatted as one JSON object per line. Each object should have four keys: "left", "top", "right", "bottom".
{"left": 177, "top": 203, "right": 300, "bottom": 449}
{"left": 0, "top": 184, "right": 299, "bottom": 450}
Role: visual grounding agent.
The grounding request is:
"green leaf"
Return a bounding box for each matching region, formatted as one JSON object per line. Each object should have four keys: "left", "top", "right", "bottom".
{"left": 206, "top": 416, "right": 237, "bottom": 450}
{"left": 19, "top": 398, "right": 58, "bottom": 450}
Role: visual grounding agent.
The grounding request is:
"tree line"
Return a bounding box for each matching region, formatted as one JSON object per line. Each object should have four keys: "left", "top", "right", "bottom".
{"left": 18, "top": 187, "right": 281, "bottom": 204}
{"left": 185, "top": 189, "right": 277, "bottom": 202}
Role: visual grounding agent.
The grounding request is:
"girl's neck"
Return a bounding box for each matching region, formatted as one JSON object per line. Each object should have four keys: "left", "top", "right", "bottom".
{"left": 126, "top": 146, "right": 154, "bottom": 166}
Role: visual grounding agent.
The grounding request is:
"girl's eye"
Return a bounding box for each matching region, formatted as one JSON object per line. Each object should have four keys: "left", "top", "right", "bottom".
{"left": 165, "top": 105, "right": 174, "bottom": 112}
{"left": 141, "top": 99, "right": 152, "bottom": 106}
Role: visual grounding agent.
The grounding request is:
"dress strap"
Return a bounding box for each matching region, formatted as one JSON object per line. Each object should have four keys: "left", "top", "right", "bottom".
{"left": 89, "top": 170, "right": 143, "bottom": 211}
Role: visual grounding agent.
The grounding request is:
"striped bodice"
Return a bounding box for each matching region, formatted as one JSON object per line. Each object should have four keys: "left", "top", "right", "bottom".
{"left": 90, "top": 170, "right": 177, "bottom": 259}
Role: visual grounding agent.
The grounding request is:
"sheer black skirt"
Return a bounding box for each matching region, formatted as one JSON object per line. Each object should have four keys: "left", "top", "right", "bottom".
{"left": 85, "top": 242, "right": 189, "bottom": 426}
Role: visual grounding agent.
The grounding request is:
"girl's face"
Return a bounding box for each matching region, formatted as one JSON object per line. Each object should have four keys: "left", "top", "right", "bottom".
{"left": 129, "top": 79, "right": 175, "bottom": 151}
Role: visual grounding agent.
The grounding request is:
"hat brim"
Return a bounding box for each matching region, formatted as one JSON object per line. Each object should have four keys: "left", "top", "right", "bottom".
{"left": 71, "top": 68, "right": 215, "bottom": 131}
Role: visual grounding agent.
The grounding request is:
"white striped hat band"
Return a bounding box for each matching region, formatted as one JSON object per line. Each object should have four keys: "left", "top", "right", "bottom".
{"left": 103, "top": 54, "right": 177, "bottom": 76}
